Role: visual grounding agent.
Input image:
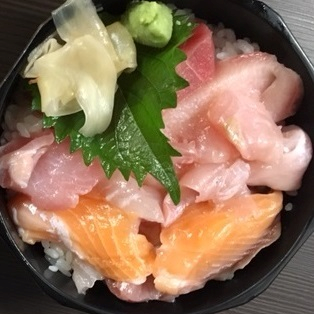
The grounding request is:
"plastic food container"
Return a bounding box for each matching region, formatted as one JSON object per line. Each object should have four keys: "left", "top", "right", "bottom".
{"left": 1, "top": 0, "right": 314, "bottom": 313}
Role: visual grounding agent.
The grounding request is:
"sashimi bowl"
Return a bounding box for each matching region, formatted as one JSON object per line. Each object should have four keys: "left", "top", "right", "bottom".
{"left": 1, "top": 0, "right": 314, "bottom": 313}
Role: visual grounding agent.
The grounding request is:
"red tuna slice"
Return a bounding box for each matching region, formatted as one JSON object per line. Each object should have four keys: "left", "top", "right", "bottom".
{"left": 22, "top": 139, "right": 105, "bottom": 210}
{"left": 176, "top": 23, "right": 215, "bottom": 100}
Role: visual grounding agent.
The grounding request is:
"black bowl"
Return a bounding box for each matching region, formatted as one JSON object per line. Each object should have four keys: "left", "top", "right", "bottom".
{"left": 1, "top": 0, "right": 314, "bottom": 314}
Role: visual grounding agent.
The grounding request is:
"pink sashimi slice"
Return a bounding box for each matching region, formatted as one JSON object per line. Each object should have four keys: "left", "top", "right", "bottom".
{"left": 96, "top": 171, "right": 165, "bottom": 223}
{"left": 105, "top": 276, "right": 175, "bottom": 303}
{"left": 207, "top": 90, "right": 284, "bottom": 163}
{"left": 180, "top": 159, "right": 250, "bottom": 203}
{"left": 164, "top": 52, "right": 302, "bottom": 165}
{"left": 163, "top": 159, "right": 250, "bottom": 226}
{"left": 1, "top": 131, "right": 165, "bottom": 221}
{"left": 248, "top": 125, "right": 312, "bottom": 191}
{"left": 215, "top": 52, "right": 303, "bottom": 123}
{"left": 22, "top": 139, "right": 104, "bottom": 210}
{"left": 0, "top": 131, "right": 54, "bottom": 189}
{"left": 170, "top": 123, "right": 240, "bottom": 165}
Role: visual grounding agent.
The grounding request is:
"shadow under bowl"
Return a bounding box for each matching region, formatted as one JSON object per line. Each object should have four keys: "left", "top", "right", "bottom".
{"left": 1, "top": 0, "right": 314, "bottom": 314}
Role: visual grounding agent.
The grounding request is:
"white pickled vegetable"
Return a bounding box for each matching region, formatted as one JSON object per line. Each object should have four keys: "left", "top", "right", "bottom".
{"left": 24, "top": 38, "right": 62, "bottom": 78}
{"left": 52, "top": 0, "right": 119, "bottom": 67}
{"left": 107, "top": 22, "right": 137, "bottom": 73}
{"left": 31, "top": 35, "right": 117, "bottom": 137}
{"left": 24, "top": 0, "right": 137, "bottom": 137}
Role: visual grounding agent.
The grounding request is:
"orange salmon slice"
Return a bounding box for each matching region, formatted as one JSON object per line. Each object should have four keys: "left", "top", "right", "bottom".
{"left": 153, "top": 191, "right": 283, "bottom": 295}
{"left": 9, "top": 194, "right": 155, "bottom": 284}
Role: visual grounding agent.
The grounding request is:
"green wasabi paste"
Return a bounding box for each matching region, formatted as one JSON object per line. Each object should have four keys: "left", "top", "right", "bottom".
{"left": 122, "top": 1, "right": 173, "bottom": 48}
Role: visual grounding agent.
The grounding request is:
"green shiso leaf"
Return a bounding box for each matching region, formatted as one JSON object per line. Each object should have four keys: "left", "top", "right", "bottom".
{"left": 26, "top": 83, "right": 41, "bottom": 111}
{"left": 34, "top": 13, "right": 195, "bottom": 204}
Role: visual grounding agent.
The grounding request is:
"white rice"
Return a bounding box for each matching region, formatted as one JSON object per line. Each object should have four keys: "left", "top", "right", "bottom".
{"left": 42, "top": 241, "right": 73, "bottom": 277}
{"left": 209, "top": 22, "right": 260, "bottom": 60}
{"left": 1, "top": 100, "right": 42, "bottom": 144}
{"left": 284, "top": 202, "right": 294, "bottom": 211}
{"left": 171, "top": 4, "right": 260, "bottom": 60}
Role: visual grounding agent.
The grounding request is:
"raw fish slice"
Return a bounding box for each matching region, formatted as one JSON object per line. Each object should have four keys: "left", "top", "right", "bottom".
{"left": 163, "top": 187, "right": 197, "bottom": 227}
{"left": 72, "top": 257, "right": 103, "bottom": 294}
{"left": 259, "top": 62, "right": 303, "bottom": 123}
{"left": 22, "top": 139, "right": 104, "bottom": 210}
{"left": 215, "top": 52, "right": 303, "bottom": 122}
{"left": 153, "top": 192, "right": 283, "bottom": 295}
{"left": 176, "top": 23, "right": 215, "bottom": 100}
{"left": 248, "top": 125, "right": 312, "bottom": 191}
{"left": 170, "top": 124, "right": 240, "bottom": 165}
{"left": 207, "top": 90, "right": 284, "bottom": 163}
{"left": 9, "top": 193, "right": 155, "bottom": 284}
{"left": 163, "top": 160, "right": 250, "bottom": 226}
{"left": 0, "top": 132, "right": 54, "bottom": 189}
{"left": 55, "top": 196, "right": 155, "bottom": 283}
{"left": 105, "top": 276, "right": 174, "bottom": 303}
{"left": 215, "top": 215, "right": 281, "bottom": 281}
{"left": 98, "top": 171, "right": 165, "bottom": 223}
{"left": 162, "top": 23, "right": 218, "bottom": 163}
{"left": 2, "top": 132, "right": 164, "bottom": 221}
{"left": 9, "top": 194, "right": 56, "bottom": 244}
{"left": 180, "top": 159, "right": 250, "bottom": 203}
{"left": 163, "top": 52, "right": 302, "bottom": 164}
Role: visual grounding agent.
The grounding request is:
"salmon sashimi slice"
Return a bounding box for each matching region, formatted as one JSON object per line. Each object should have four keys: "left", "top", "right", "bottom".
{"left": 153, "top": 191, "right": 283, "bottom": 295}
{"left": 9, "top": 193, "right": 155, "bottom": 284}
{"left": 9, "top": 194, "right": 56, "bottom": 244}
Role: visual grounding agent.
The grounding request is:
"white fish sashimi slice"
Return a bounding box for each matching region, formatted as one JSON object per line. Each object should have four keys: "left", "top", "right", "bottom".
{"left": 0, "top": 132, "right": 54, "bottom": 189}
{"left": 207, "top": 90, "right": 284, "bottom": 164}
{"left": 248, "top": 125, "right": 313, "bottom": 191}
{"left": 105, "top": 276, "right": 176, "bottom": 303}
{"left": 99, "top": 171, "right": 165, "bottom": 223}
{"left": 72, "top": 257, "right": 104, "bottom": 294}
{"left": 162, "top": 160, "right": 250, "bottom": 226}
{"left": 180, "top": 159, "right": 250, "bottom": 203}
